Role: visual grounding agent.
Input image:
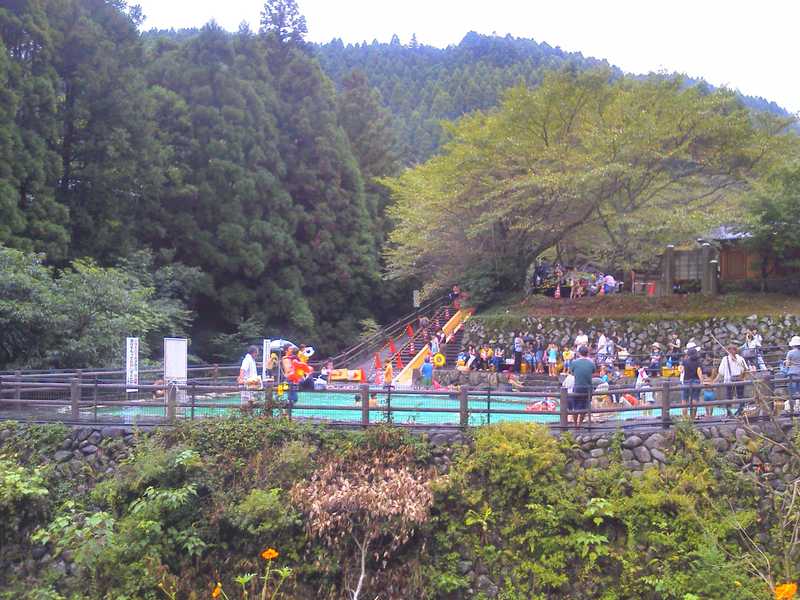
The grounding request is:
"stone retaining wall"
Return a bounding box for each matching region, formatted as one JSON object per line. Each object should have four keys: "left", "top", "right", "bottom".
{"left": 464, "top": 314, "right": 800, "bottom": 356}
{"left": 565, "top": 422, "right": 796, "bottom": 488}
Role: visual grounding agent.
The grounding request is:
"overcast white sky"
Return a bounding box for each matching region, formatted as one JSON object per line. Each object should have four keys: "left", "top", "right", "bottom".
{"left": 135, "top": 0, "right": 799, "bottom": 113}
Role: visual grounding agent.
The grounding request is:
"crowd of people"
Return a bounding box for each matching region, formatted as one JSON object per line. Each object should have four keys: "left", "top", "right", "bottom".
{"left": 237, "top": 342, "right": 330, "bottom": 406}
{"left": 458, "top": 327, "right": 800, "bottom": 423}
{"left": 530, "top": 261, "right": 620, "bottom": 298}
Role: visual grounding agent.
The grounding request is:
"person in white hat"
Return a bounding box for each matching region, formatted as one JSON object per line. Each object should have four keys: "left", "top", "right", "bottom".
{"left": 715, "top": 344, "right": 750, "bottom": 416}
{"left": 648, "top": 342, "right": 663, "bottom": 375}
{"left": 786, "top": 336, "right": 800, "bottom": 402}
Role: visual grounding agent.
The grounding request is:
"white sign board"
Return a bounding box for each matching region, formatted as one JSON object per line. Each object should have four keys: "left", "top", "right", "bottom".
{"left": 262, "top": 338, "right": 270, "bottom": 381}
{"left": 125, "top": 337, "right": 139, "bottom": 393}
{"left": 413, "top": 289, "right": 421, "bottom": 308}
{"left": 164, "top": 338, "right": 188, "bottom": 401}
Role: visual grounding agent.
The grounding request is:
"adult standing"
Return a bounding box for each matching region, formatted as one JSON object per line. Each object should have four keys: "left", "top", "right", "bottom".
{"left": 785, "top": 336, "right": 800, "bottom": 405}
{"left": 680, "top": 344, "right": 703, "bottom": 419}
{"left": 513, "top": 332, "right": 524, "bottom": 373}
{"left": 597, "top": 331, "right": 608, "bottom": 361}
{"left": 237, "top": 345, "right": 259, "bottom": 407}
{"left": 574, "top": 329, "right": 589, "bottom": 350}
{"left": 570, "top": 346, "right": 595, "bottom": 428}
{"left": 743, "top": 329, "right": 766, "bottom": 371}
{"left": 716, "top": 345, "right": 750, "bottom": 416}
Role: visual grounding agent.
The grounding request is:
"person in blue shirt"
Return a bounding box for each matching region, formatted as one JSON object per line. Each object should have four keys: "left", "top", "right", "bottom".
{"left": 570, "top": 346, "right": 595, "bottom": 428}
{"left": 420, "top": 356, "right": 434, "bottom": 388}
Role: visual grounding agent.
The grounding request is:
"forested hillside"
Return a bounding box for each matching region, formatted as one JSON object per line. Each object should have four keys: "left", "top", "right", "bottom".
{"left": 315, "top": 32, "right": 795, "bottom": 164}
{"left": 0, "top": 0, "right": 401, "bottom": 362}
{"left": 1, "top": 0, "right": 797, "bottom": 369}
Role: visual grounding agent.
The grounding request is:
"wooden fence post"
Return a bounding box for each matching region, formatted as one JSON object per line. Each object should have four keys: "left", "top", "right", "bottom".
{"left": 459, "top": 386, "right": 469, "bottom": 428}
{"left": 264, "top": 384, "right": 274, "bottom": 417}
{"left": 167, "top": 383, "right": 177, "bottom": 424}
{"left": 70, "top": 377, "right": 80, "bottom": 421}
{"left": 661, "top": 380, "right": 672, "bottom": 429}
{"left": 14, "top": 370, "right": 21, "bottom": 411}
{"left": 560, "top": 386, "right": 569, "bottom": 429}
{"left": 360, "top": 384, "right": 370, "bottom": 427}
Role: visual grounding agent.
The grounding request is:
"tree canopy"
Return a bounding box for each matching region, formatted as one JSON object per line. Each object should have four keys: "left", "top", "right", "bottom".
{"left": 384, "top": 70, "right": 797, "bottom": 299}
{"left": 0, "top": 0, "right": 394, "bottom": 364}
{"left": 316, "top": 32, "right": 795, "bottom": 166}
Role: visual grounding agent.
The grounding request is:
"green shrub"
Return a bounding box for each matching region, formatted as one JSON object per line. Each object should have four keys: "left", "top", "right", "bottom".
{"left": 0, "top": 455, "right": 49, "bottom": 550}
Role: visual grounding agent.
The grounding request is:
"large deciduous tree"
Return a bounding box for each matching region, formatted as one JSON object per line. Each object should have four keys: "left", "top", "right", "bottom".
{"left": 745, "top": 164, "right": 800, "bottom": 291}
{"left": 384, "top": 69, "right": 796, "bottom": 298}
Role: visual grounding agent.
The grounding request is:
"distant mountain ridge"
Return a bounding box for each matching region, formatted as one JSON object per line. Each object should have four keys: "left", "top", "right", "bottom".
{"left": 144, "top": 28, "right": 795, "bottom": 164}
{"left": 314, "top": 31, "right": 795, "bottom": 164}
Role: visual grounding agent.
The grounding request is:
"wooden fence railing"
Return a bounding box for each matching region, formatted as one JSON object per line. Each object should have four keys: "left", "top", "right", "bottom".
{"left": 0, "top": 373, "right": 797, "bottom": 431}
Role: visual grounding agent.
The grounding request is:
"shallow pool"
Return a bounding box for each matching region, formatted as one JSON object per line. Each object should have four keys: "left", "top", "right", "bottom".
{"left": 94, "top": 391, "right": 691, "bottom": 426}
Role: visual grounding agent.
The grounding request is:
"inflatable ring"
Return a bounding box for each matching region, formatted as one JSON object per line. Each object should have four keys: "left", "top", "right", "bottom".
{"left": 433, "top": 353, "right": 446, "bottom": 368}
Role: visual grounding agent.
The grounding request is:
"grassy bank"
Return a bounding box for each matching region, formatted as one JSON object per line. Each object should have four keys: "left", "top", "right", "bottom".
{"left": 478, "top": 292, "right": 800, "bottom": 321}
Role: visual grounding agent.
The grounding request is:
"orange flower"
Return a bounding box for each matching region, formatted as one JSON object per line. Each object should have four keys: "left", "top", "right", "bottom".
{"left": 776, "top": 582, "right": 798, "bottom": 600}
{"left": 211, "top": 582, "right": 222, "bottom": 598}
{"left": 261, "top": 548, "right": 279, "bottom": 561}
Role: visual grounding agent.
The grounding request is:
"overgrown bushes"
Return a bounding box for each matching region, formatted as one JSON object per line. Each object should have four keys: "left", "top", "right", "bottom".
{"left": 0, "top": 418, "right": 797, "bottom": 599}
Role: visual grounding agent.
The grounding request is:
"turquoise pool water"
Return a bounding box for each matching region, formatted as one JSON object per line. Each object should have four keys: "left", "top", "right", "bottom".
{"left": 94, "top": 391, "right": 694, "bottom": 426}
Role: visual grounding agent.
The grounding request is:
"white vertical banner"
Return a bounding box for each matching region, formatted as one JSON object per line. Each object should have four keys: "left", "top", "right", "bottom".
{"left": 412, "top": 289, "right": 421, "bottom": 308}
{"left": 164, "top": 338, "right": 188, "bottom": 402}
{"left": 262, "top": 339, "right": 270, "bottom": 382}
{"left": 126, "top": 337, "right": 139, "bottom": 393}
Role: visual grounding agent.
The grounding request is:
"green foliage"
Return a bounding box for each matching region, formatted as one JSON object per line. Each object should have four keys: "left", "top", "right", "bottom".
{"left": 463, "top": 422, "right": 565, "bottom": 498}
{"left": 1, "top": 417, "right": 794, "bottom": 599}
{"left": 0, "top": 421, "right": 69, "bottom": 465}
{"left": 226, "top": 488, "right": 302, "bottom": 538}
{"left": 317, "top": 32, "right": 795, "bottom": 167}
{"left": 0, "top": 246, "right": 189, "bottom": 368}
{"left": 423, "top": 422, "right": 772, "bottom": 599}
{"left": 745, "top": 163, "right": 800, "bottom": 290}
{"left": 1, "top": 0, "right": 389, "bottom": 365}
{"left": 384, "top": 69, "right": 797, "bottom": 296}
{"left": 0, "top": 455, "right": 49, "bottom": 548}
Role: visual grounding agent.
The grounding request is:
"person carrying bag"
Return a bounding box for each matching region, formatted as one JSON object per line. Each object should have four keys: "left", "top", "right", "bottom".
{"left": 716, "top": 345, "right": 750, "bottom": 417}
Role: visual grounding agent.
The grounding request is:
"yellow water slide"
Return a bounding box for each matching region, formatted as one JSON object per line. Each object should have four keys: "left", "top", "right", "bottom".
{"left": 392, "top": 307, "right": 474, "bottom": 387}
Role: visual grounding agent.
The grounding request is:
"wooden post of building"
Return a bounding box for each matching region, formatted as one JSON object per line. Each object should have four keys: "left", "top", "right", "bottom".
{"left": 70, "top": 377, "right": 80, "bottom": 421}
{"left": 701, "top": 243, "right": 713, "bottom": 295}
{"left": 662, "top": 244, "right": 675, "bottom": 297}
{"left": 459, "top": 386, "right": 470, "bottom": 429}
{"left": 709, "top": 259, "right": 719, "bottom": 297}
{"left": 661, "top": 380, "right": 672, "bottom": 429}
{"left": 360, "top": 384, "right": 370, "bottom": 428}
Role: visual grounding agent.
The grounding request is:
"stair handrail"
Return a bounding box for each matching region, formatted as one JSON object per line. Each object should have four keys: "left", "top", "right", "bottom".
{"left": 321, "top": 293, "right": 448, "bottom": 367}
